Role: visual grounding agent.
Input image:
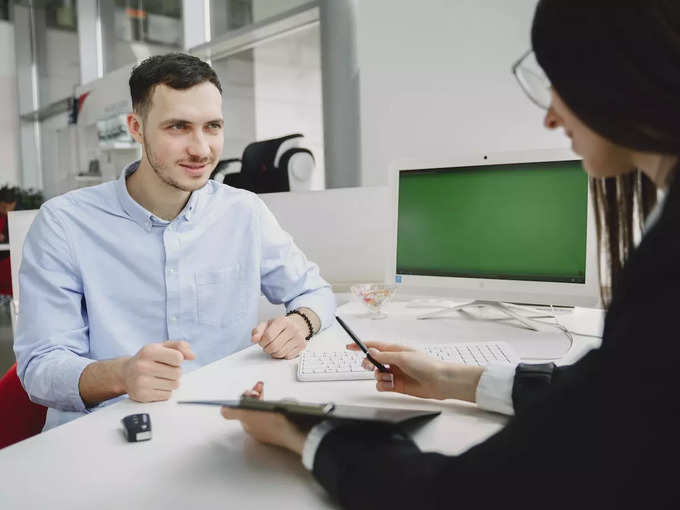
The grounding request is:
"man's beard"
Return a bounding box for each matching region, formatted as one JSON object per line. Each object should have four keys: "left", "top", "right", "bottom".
{"left": 143, "top": 137, "right": 212, "bottom": 193}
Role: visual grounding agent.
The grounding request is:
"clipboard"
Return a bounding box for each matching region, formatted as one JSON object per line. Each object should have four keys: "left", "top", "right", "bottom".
{"left": 178, "top": 398, "right": 441, "bottom": 429}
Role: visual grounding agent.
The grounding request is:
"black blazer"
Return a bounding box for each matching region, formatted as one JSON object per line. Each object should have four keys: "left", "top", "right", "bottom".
{"left": 312, "top": 174, "right": 680, "bottom": 510}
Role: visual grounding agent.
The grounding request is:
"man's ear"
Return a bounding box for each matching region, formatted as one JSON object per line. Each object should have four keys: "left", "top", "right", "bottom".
{"left": 127, "top": 113, "right": 144, "bottom": 145}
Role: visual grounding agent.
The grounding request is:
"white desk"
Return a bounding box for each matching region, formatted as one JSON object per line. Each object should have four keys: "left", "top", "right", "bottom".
{"left": 0, "top": 301, "right": 603, "bottom": 509}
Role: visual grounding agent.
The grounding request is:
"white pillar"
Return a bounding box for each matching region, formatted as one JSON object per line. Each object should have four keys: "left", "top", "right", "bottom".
{"left": 319, "top": 0, "right": 361, "bottom": 188}
{"left": 183, "top": 0, "right": 211, "bottom": 51}
{"left": 76, "top": 0, "right": 103, "bottom": 84}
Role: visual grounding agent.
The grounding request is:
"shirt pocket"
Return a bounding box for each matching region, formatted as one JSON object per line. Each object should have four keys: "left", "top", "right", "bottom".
{"left": 195, "top": 265, "right": 244, "bottom": 327}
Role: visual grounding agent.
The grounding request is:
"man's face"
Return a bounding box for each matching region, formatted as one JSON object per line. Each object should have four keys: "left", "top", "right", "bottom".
{"left": 136, "top": 82, "right": 224, "bottom": 192}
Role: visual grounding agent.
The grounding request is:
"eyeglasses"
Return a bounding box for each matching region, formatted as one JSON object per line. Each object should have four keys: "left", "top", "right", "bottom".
{"left": 512, "top": 49, "right": 551, "bottom": 110}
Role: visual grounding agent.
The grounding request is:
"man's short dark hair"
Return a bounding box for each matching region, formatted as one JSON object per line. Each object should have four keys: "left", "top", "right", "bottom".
{"left": 129, "top": 53, "right": 222, "bottom": 119}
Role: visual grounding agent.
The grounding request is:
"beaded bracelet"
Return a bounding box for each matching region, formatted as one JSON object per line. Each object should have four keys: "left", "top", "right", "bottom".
{"left": 286, "top": 309, "right": 314, "bottom": 341}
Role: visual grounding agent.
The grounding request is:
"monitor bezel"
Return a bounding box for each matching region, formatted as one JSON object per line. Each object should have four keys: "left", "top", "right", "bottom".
{"left": 387, "top": 149, "right": 601, "bottom": 307}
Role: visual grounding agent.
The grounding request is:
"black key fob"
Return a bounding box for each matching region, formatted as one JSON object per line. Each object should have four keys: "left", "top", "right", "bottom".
{"left": 122, "top": 413, "right": 152, "bottom": 442}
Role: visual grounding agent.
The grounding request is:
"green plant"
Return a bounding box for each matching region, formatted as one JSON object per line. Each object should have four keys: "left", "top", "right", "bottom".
{"left": 0, "top": 185, "right": 44, "bottom": 210}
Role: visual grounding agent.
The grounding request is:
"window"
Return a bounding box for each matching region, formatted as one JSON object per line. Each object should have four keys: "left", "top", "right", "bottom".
{"left": 0, "top": 0, "right": 10, "bottom": 21}
{"left": 210, "top": 0, "right": 312, "bottom": 38}
{"left": 44, "top": 0, "right": 77, "bottom": 31}
{"left": 100, "top": 0, "right": 183, "bottom": 73}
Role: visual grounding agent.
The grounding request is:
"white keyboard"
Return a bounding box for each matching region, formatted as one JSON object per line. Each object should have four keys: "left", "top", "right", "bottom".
{"left": 297, "top": 341, "right": 519, "bottom": 382}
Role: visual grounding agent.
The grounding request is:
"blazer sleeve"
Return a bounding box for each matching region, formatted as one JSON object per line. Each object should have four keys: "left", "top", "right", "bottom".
{"left": 312, "top": 266, "right": 679, "bottom": 510}
{"left": 312, "top": 347, "right": 605, "bottom": 510}
{"left": 511, "top": 348, "right": 600, "bottom": 414}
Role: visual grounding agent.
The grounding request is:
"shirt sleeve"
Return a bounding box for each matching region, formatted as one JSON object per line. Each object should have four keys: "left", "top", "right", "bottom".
{"left": 302, "top": 421, "right": 339, "bottom": 470}
{"left": 13, "top": 204, "right": 95, "bottom": 412}
{"left": 475, "top": 363, "right": 517, "bottom": 416}
{"left": 256, "top": 197, "right": 336, "bottom": 331}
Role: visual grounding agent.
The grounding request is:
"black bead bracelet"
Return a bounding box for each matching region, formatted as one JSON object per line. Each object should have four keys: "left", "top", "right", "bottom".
{"left": 286, "top": 309, "right": 314, "bottom": 341}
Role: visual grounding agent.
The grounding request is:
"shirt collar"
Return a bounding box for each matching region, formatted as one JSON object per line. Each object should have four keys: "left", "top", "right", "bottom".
{"left": 116, "top": 160, "right": 203, "bottom": 232}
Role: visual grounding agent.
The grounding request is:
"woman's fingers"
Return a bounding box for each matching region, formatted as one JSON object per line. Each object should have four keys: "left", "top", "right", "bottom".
{"left": 367, "top": 348, "right": 405, "bottom": 366}
{"left": 221, "top": 406, "right": 242, "bottom": 419}
{"left": 361, "top": 357, "right": 377, "bottom": 370}
{"left": 375, "top": 371, "right": 395, "bottom": 391}
{"left": 346, "top": 341, "right": 415, "bottom": 353}
{"left": 241, "top": 381, "right": 265, "bottom": 400}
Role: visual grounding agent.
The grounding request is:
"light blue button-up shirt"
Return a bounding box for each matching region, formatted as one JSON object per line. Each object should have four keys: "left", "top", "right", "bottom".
{"left": 14, "top": 162, "right": 335, "bottom": 430}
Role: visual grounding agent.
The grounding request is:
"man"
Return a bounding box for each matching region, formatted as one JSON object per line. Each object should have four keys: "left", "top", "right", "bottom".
{"left": 14, "top": 53, "right": 335, "bottom": 430}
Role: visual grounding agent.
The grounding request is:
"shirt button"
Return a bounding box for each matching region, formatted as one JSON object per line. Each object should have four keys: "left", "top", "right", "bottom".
{"left": 168, "top": 268, "right": 176, "bottom": 274}
{"left": 170, "top": 315, "right": 177, "bottom": 322}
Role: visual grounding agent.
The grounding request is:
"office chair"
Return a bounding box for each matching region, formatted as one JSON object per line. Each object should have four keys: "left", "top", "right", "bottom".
{"left": 0, "top": 256, "right": 11, "bottom": 296}
{"left": 211, "top": 134, "right": 315, "bottom": 193}
{"left": 0, "top": 212, "right": 11, "bottom": 318}
{"left": 0, "top": 363, "right": 47, "bottom": 449}
{"left": 209, "top": 158, "right": 242, "bottom": 187}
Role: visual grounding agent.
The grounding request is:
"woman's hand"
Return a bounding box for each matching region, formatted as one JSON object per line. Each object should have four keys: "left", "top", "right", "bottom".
{"left": 347, "top": 342, "right": 484, "bottom": 402}
{"left": 220, "top": 381, "right": 309, "bottom": 455}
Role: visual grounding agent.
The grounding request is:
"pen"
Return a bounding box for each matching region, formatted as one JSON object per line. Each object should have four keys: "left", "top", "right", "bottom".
{"left": 335, "top": 316, "right": 389, "bottom": 373}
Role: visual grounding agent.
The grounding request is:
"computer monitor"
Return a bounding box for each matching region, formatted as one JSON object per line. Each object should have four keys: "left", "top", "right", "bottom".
{"left": 388, "top": 150, "right": 600, "bottom": 308}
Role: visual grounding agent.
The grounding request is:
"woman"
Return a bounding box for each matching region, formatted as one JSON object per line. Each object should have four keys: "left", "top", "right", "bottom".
{"left": 222, "top": 2, "right": 680, "bottom": 508}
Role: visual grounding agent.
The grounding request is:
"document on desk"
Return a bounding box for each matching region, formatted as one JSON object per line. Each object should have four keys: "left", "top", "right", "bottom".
{"left": 178, "top": 398, "right": 441, "bottom": 428}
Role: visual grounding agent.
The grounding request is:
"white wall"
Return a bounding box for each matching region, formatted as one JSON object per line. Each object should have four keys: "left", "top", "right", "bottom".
{"left": 356, "top": 0, "right": 568, "bottom": 186}
{"left": 43, "top": 28, "right": 80, "bottom": 105}
{"left": 0, "top": 21, "right": 20, "bottom": 187}
{"left": 253, "top": 22, "right": 325, "bottom": 190}
{"left": 212, "top": 52, "right": 257, "bottom": 162}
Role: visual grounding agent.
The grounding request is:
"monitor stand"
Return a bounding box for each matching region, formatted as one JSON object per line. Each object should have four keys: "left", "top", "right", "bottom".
{"left": 416, "top": 300, "right": 540, "bottom": 332}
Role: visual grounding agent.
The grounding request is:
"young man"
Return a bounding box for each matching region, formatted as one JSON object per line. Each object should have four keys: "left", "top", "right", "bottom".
{"left": 14, "top": 53, "right": 335, "bottom": 430}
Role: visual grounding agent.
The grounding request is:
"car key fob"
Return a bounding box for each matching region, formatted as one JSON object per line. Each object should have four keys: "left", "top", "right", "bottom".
{"left": 122, "top": 413, "right": 152, "bottom": 442}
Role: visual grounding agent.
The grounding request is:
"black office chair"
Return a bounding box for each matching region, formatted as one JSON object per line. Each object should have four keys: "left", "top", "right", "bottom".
{"left": 211, "top": 134, "right": 315, "bottom": 194}
{"left": 210, "top": 158, "right": 242, "bottom": 187}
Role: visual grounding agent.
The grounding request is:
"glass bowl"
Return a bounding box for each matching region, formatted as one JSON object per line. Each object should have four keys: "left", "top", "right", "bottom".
{"left": 350, "top": 283, "right": 396, "bottom": 319}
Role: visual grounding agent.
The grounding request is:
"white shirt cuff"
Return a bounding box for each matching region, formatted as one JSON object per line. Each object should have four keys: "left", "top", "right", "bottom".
{"left": 301, "top": 420, "right": 338, "bottom": 471}
{"left": 475, "top": 363, "right": 517, "bottom": 416}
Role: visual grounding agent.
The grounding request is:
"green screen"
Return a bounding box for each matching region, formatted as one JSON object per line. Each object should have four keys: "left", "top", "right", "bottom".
{"left": 396, "top": 161, "right": 588, "bottom": 283}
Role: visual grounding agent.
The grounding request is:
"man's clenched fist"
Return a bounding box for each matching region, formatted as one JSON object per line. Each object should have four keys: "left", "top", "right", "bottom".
{"left": 121, "top": 340, "right": 195, "bottom": 402}
{"left": 251, "top": 315, "right": 308, "bottom": 359}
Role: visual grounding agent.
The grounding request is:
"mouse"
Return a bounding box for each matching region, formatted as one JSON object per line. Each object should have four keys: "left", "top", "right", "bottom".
{"left": 121, "top": 413, "right": 152, "bottom": 442}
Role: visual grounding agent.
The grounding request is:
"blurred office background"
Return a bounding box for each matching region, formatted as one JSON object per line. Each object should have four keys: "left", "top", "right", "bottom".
{"left": 0, "top": 0, "right": 567, "bottom": 373}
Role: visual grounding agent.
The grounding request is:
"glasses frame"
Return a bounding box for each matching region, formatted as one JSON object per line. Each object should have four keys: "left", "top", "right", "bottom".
{"left": 512, "top": 49, "right": 551, "bottom": 110}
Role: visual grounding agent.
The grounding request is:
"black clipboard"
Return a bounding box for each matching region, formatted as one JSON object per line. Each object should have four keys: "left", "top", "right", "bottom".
{"left": 178, "top": 398, "right": 441, "bottom": 429}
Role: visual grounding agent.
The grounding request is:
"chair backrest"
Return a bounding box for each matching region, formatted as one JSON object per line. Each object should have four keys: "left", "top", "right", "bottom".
{"left": 8, "top": 210, "right": 39, "bottom": 333}
{"left": 239, "top": 134, "right": 308, "bottom": 193}
{"left": 0, "top": 363, "right": 47, "bottom": 449}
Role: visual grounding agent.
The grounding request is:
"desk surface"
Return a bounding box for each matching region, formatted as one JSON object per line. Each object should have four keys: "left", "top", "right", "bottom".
{"left": 0, "top": 301, "right": 603, "bottom": 509}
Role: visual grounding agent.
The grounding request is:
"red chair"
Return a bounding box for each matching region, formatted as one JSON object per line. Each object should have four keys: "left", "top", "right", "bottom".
{"left": 0, "top": 363, "right": 47, "bottom": 449}
{"left": 0, "top": 255, "right": 12, "bottom": 296}
{"left": 0, "top": 212, "right": 10, "bottom": 296}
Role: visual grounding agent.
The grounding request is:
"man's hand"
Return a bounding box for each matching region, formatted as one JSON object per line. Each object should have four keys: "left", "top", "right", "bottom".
{"left": 121, "top": 340, "right": 196, "bottom": 402}
{"left": 251, "top": 315, "right": 308, "bottom": 359}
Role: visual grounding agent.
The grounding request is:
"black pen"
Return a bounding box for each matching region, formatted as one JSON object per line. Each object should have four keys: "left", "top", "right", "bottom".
{"left": 335, "top": 316, "right": 389, "bottom": 373}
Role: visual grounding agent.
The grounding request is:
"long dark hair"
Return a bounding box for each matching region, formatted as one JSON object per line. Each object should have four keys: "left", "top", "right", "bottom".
{"left": 590, "top": 172, "right": 658, "bottom": 305}
{"left": 532, "top": 1, "right": 680, "bottom": 307}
